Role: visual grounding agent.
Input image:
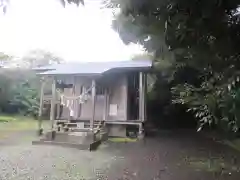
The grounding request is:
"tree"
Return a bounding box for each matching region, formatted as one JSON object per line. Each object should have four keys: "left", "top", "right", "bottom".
{"left": 106, "top": 0, "right": 240, "bottom": 132}
{"left": 0, "top": 52, "right": 12, "bottom": 67}
{"left": 22, "top": 49, "right": 63, "bottom": 68}
{"left": 1, "top": 0, "right": 84, "bottom": 14}
{"left": 0, "top": 67, "right": 40, "bottom": 116}
{"left": 60, "top": 0, "right": 84, "bottom": 7}
{"left": 2, "top": 0, "right": 240, "bottom": 132}
{"left": 0, "top": 52, "right": 47, "bottom": 117}
{"left": 9, "top": 79, "right": 40, "bottom": 117}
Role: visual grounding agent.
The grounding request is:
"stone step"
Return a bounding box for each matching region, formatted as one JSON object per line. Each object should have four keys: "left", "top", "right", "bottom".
{"left": 32, "top": 140, "right": 100, "bottom": 151}
{"left": 43, "top": 132, "right": 88, "bottom": 144}
{"left": 67, "top": 128, "right": 92, "bottom": 132}
{"left": 55, "top": 120, "right": 101, "bottom": 125}
{"left": 34, "top": 129, "right": 106, "bottom": 151}
{"left": 69, "top": 119, "right": 101, "bottom": 122}
{"left": 65, "top": 123, "right": 98, "bottom": 128}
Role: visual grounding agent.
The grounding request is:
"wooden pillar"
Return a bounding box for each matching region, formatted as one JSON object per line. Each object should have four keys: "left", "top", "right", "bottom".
{"left": 50, "top": 77, "right": 56, "bottom": 133}
{"left": 103, "top": 87, "right": 108, "bottom": 121}
{"left": 106, "top": 88, "right": 110, "bottom": 120}
{"left": 73, "top": 76, "right": 77, "bottom": 119}
{"left": 124, "top": 76, "right": 128, "bottom": 120}
{"left": 56, "top": 79, "right": 61, "bottom": 120}
{"left": 38, "top": 77, "right": 45, "bottom": 135}
{"left": 144, "top": 73, "right": 147, "bottom": 122}
{"left": 76, "top": 80, "right": 82, "bottom": 118}
{"left": 91, "top": 79, "right": 96, "bottom": 130}
{"left": 67, "top": 76, "right": 74, "bottom": 122}
{"left": 139, "top": 72, "right": 143, "bottom": 121}
{"left": 142, "top": 73, "right": 146, "bottom": 121}
{"left": 138, "top": 72, "right": 145, "bottom": 137}
{"left": 56, "top": 102, "right": 60, "bottom": 119}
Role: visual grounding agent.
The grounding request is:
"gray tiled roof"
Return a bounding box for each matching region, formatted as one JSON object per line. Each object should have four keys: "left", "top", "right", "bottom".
{"left": 37, "top": 60, "right": 152, "bottom": 75}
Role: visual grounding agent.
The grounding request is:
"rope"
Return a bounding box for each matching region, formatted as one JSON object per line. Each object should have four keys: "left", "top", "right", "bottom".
{"left": 56, "top": 84, "right": 95, "bottom": 100}
{"left": 55, "top": 84, "right": 95, "bottom": 117}
{"left": 56, "top": 84, "right": 95, "bottom": 105}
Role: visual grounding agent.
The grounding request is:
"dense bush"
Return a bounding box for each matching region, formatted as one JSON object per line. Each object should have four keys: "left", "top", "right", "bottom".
{"left": 0, "top": 69, "right": 40, "bottom": 118}
{"left": 108, "top": 0, "right": 240, "bottom": 134}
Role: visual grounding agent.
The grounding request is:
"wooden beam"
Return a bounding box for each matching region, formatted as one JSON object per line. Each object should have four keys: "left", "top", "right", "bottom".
{"left": 142, "top": 73, "right": 146, "bottom": 122}
{"left": 50, "top": 77, "right": 56, "bottom": 133}
{"left": 103, "top": 87, "right": 108, "bottom": 121}
{"left": 56, "top": 102, "right": 60, "bottom": 119}
{"left": 138, "top": 72, "right": 145, "bottom": 138}
{"left": 139, "top": 72, "right": 143, "bottom": 121}
{"left": 144, "top": 73, "right": 147, "bottom": 122}
{"left": 38, "top": 77, "right": 45, "bottom": 135}
{"left": 124, "top": 75, "right": 128, "bottom": 120}
{"left": 91, "top": 79, "right": 96, "bottom": 130}
{"left": 72, "top": 76, "right": 77, "bottom": 119}
{"left": 106, "top": 88, "right": 110, "bottom": 120}
{"left": 77, "top": 83, "right": 83, "bottom": 118}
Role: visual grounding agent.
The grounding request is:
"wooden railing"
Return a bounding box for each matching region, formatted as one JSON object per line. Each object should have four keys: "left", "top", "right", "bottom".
{"left": 93, "top": 121, "right": 105, "bottom": 141}
{"left": 43, "top": 94, "right": 52, "bottom": 100}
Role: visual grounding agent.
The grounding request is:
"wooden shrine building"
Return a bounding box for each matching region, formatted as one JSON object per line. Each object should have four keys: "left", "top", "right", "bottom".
{"left": 33, "top": 60, "right": 152, "bottom": 149}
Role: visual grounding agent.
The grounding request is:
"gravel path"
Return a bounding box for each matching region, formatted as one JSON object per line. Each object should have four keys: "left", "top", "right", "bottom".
{"left": 103, "top": 131, "right": 240, "bottom": 180}
{"left": 0, "top": 145, "right": 116, "bottom": 179}
{"left": 0, "top": 130, "right": 240, "bottom": 180}
{"left": 0, "top": 131, "right": 117, "bottom": 180}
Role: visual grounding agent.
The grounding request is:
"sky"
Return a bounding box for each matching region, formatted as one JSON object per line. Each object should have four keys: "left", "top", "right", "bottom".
{"left": 0, "top": 0, "right": 143, "bottom": 62}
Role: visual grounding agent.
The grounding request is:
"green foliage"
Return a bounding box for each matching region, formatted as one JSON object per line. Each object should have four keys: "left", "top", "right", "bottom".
{"left": 172, "top": 75, "right": 240, "bottom": 133}
{"left": 2, "top": 0, "right": 240, "bottom": 133}
{"left": 1, "top": 0, "right": 84, "bottom": 14}
{"left": 0, "top": 69, "right": 40, "bottom": 117}
{"left": 0, "top": 50, "right": 62, "bottom": 117}
{"left": 107, "top": 0, "right": 240, "bottom": 132}
{"left": 9, "top": 81, "right": 39, "bottom": 117}
{"left": 60, "top": 0, "right": 84, "bottom": 6}
{"left": 21, "top": 49, "right": 63, "bottom": 68}
{"left": 0, "top": 52, "right": 12, "bottom": 66}
{"left": 0, "top": 73, "right": 11, "bottom": 108}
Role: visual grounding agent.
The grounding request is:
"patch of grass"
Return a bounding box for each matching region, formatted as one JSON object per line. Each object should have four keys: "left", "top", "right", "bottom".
{"left": 0, "top": 115, "right": 17, "bottom": 122}
{"left": 204, "top": 132, "right": 240, "bottom": 152}
{"left": 108, "top": 137, "right": 137, "bottom": 143}
{"left": 223, "top": 139, "right": 240, "bottom": 152}
{"left": 0, "top": 115, "right": 50, "bottom": 138}
{"left": 185, "top": 157, "right": 240, "bottom": 173}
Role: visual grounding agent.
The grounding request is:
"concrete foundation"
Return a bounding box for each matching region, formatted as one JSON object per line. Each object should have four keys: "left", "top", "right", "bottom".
{"left": 107, "top": 124, "right": 126, "bottom": 137}
{"left": 33, "top": 130, "right": 106, "bottom": 151}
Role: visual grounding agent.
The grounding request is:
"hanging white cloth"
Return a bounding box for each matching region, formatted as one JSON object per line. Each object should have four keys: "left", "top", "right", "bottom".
{"left": 70, "top": 109, "right": 74, "bottom": 117}
{"left": 56, "top": 84, "right": 95, "bottom": 118}
{"left": 56, "top": 84, "right": 94, "bottom": 104}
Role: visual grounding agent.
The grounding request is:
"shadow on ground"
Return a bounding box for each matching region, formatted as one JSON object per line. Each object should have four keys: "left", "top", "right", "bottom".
{"left": 99, "top": 130, "right": 240, "bottom": 180}
{"left": 0, "top": 130, "right": 240, "bottom": 180}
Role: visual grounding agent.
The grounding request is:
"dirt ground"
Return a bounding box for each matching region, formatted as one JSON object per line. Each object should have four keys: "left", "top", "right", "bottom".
{"left": 0, "top": 129, "right": 240, "bottom": 180}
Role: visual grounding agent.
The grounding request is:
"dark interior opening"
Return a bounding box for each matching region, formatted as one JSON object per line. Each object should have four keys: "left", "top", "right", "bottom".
{"left": 127, "top": 72, "right": 139, "bottom": 120}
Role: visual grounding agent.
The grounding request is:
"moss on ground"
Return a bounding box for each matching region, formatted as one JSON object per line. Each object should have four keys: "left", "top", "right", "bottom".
{"left": 0, "top": 115, "right": 49, "bottom": 139}
{"left": 184, "top": 157, "right": 240, "bottom": 173}
{"left": 108, "top": 137, "right": 138, "bottom": 143}
{"left": 0, "top": 115, "right": 17, "bottom": 122}
{"left": 223, "top": 139, "right": 240, "bottom": 152}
